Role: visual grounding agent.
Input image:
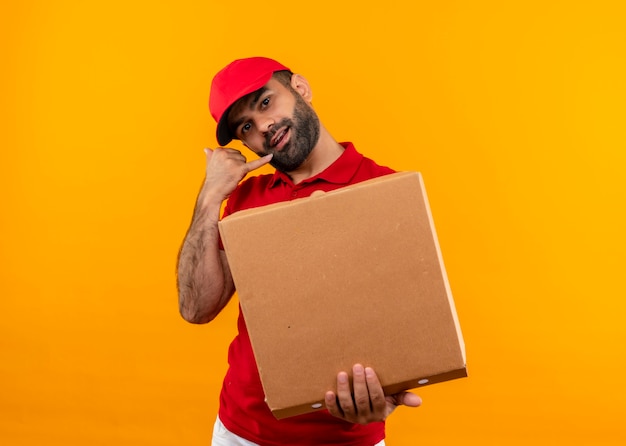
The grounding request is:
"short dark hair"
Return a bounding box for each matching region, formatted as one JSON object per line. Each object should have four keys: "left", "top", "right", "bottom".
{"left": 272, "top": 70, "right": 293, "bottom": 86}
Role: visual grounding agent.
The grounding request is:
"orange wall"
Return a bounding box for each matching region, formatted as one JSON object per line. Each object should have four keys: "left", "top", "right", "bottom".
{"left": 2, "top": 1, "right": 625, "bottom": 444}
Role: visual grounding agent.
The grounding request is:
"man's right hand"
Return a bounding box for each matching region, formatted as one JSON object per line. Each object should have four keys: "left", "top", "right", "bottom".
{"left": 203, "top": 148, "right": 273, "bottom": 204}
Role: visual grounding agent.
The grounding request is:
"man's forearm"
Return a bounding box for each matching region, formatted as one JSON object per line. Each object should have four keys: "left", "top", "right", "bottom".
{"left": 177, "top": 195, "right": 233, "bottom": 324}
{"left": 176, "top": 147, "right": 271, "bottom": 323}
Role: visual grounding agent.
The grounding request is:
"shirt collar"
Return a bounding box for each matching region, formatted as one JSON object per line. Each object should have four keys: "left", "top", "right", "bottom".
{"left": 269, "top": 142, "right": 363, "bottom": 188}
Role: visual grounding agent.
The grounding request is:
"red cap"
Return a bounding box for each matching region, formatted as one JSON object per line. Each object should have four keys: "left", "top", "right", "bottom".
{"left": 209, "top": 57, "right": 291, "bottom": 146}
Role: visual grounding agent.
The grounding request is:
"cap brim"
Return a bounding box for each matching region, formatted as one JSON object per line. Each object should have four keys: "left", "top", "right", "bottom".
{"left": 216, "top": 108, "right": 233, "bottom": 146}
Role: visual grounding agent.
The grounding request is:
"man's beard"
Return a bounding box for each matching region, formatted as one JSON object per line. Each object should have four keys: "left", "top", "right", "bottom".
{"left": 263, "top": 93, "right": 320, "bottom": 172}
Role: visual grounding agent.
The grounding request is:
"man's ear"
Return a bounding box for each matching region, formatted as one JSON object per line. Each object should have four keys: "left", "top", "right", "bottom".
{"left": 290, "top": 74, "right": 313, "bottom": 103}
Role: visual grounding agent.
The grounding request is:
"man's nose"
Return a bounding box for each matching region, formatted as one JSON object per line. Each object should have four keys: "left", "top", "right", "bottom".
{"left": 255, "top": 116, "right": 274, "bottom": 134}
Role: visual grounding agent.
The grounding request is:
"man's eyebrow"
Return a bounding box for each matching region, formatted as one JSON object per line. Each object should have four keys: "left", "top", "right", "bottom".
{"left": 229, "top": 86, "right": 269, "bottom": 133}
{"left": 248, "top": 86, "right": 268, "bottom": 109}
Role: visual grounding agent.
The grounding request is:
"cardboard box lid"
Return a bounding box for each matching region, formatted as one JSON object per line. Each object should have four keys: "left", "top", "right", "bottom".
{"left": 218, "top": 171, "right": 466, "bottom": 419}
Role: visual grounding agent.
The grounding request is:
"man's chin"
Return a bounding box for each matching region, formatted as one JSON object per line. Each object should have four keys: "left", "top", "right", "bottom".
{"left": 269, "top": 153, "right": 302, "bottom": 173}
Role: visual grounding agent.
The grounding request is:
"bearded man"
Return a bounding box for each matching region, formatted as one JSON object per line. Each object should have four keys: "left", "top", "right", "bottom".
{"left": 177, "top": 57, "right": 421, "bottom": 446}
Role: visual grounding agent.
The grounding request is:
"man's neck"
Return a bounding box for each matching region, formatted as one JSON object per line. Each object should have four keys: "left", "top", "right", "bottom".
{"left": 287, "top": 128, "right": 344, "bottom": 185}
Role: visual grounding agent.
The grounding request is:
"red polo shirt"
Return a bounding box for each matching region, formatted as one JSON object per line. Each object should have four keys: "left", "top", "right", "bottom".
{"left": 218, "top": 142, "right": 394, "bottom": 446}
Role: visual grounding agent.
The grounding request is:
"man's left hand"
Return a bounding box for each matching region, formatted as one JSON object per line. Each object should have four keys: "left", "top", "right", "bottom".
{"left": 325, "top": 364, "right": 422, "bottom": 425}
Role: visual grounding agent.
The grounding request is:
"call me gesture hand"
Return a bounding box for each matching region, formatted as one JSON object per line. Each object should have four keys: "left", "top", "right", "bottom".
{"left": 202, "top": 147, "right": 273, "bottom": 204}
{"left": 325, "top": 364, "right": 422, "bottom": 424}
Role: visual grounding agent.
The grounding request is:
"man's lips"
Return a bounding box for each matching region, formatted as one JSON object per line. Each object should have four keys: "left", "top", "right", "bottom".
{"left": 270, "top": 127, "right": 289, "bottom": 150}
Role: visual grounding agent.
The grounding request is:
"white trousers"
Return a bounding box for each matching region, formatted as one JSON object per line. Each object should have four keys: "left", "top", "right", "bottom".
{"left": 212, "top": 417, "right": 386, "bottom": 446}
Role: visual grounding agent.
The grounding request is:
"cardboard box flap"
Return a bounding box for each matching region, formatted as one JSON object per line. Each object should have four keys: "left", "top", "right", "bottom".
{"left": 219, "top": 171, "right": 466, "bottom": 419}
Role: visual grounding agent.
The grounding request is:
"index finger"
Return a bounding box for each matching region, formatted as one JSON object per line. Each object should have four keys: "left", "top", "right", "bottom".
{"left": 352, "top": 364, "right": 371, "bottom": 415}
{"left": 244, "top": 153, "right": 273, "bottom": 174}
{"left": 365, "top": 367, "right": 386, "bottom": 413}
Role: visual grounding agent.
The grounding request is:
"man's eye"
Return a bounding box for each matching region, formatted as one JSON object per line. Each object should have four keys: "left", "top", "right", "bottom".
{"left": 242, "top": 123, "right": 251, "bottom": 134}
{"left": 261, "top": 97, "right": 270, "bottom": 108}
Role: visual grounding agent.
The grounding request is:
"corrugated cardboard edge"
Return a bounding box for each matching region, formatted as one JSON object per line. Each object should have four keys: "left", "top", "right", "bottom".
{"left": 417, "top": 172, "right": 467, "bottom": 368}
{"left": 271, "top": 367, "right": 468, "bottom": 420}
{"left": 219, "top": 171, "right": 420, "bottom": 223}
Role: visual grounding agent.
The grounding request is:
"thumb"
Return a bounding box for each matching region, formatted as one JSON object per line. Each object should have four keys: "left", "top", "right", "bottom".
{"left": 204, "top": 147, "right": 214, "bottom": 160}
{"left": 394, "top": 391, "right": 422, "bottom": 408}
{"left": 244, "top": 153, "right": 273, "bottom": 173}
